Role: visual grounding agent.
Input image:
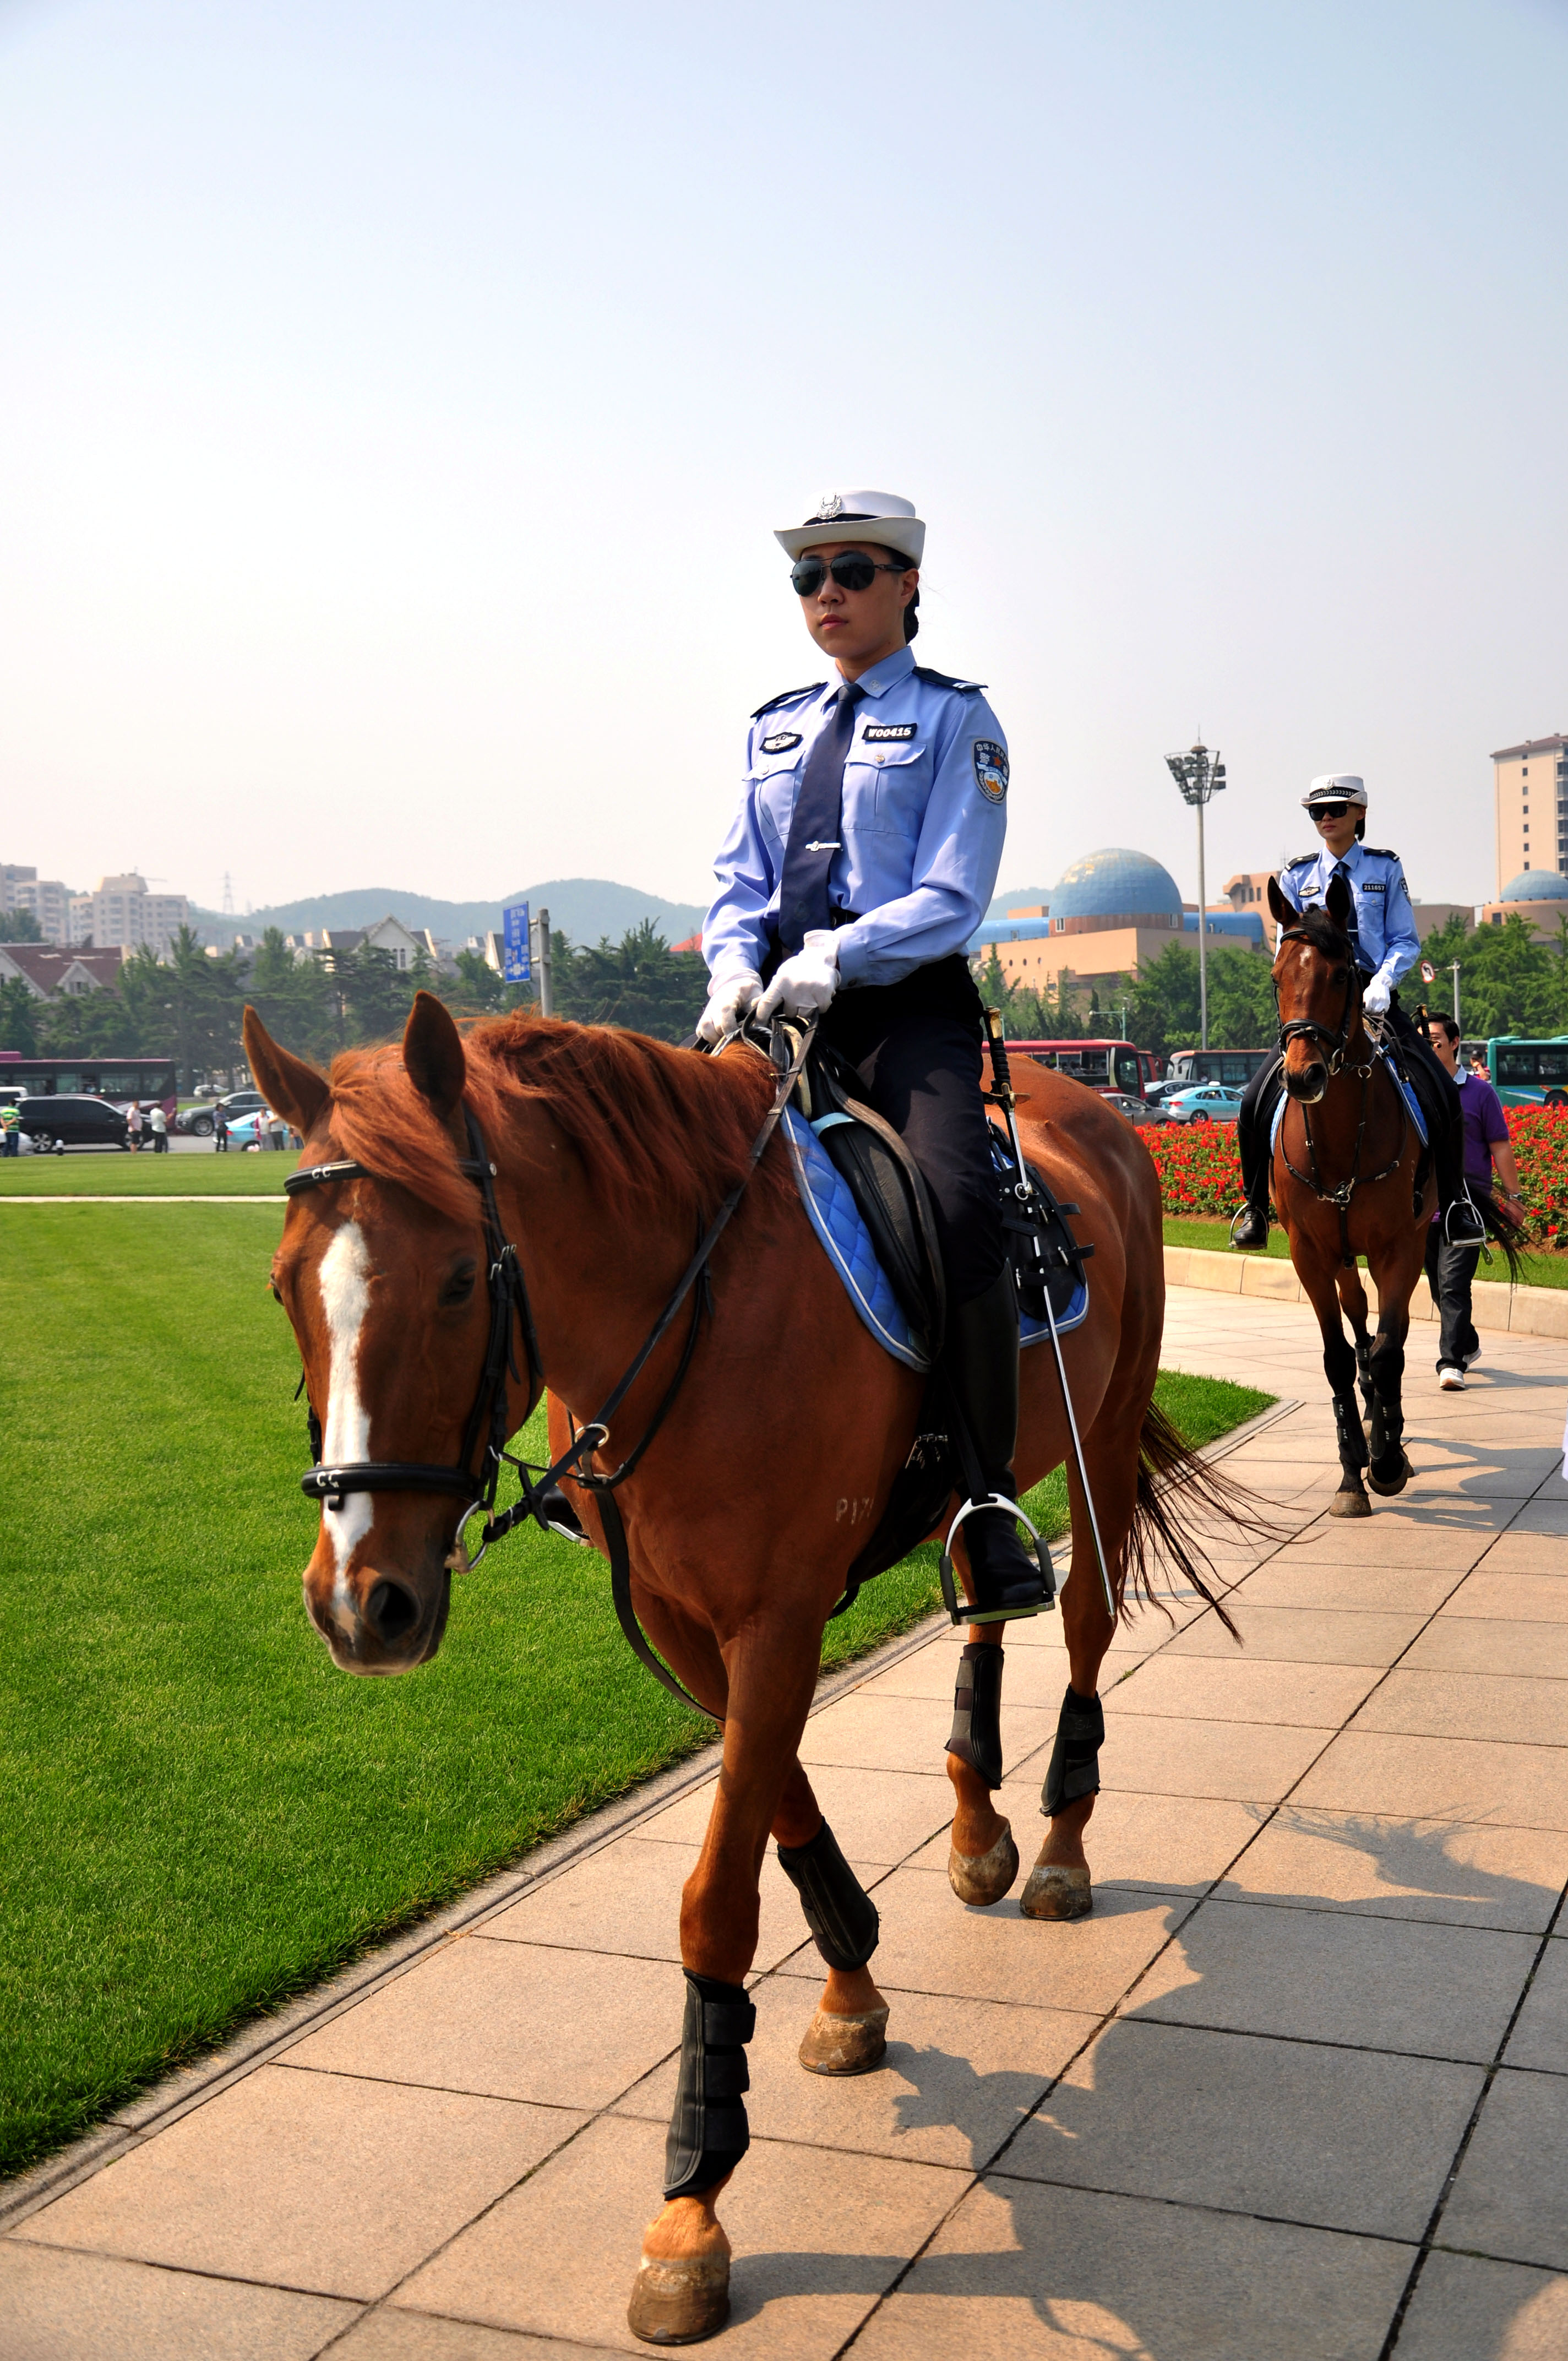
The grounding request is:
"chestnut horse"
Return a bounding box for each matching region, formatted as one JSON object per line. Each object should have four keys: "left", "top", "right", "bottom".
{"left": 1264, "top": 873, "right": 1447, "bottom": 1514}
{"left": 244, "top": 992, "right": 1245, "bottom": 2344}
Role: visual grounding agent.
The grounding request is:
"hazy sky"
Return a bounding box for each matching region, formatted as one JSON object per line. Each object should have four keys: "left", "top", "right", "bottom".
{"left": 3, "top": 0, "right": 1565, "bottom": 920}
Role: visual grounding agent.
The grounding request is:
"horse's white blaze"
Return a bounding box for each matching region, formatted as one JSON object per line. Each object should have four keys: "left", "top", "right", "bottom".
{"left": 318, "top": 1220, "right": 373, "bottom": 1622}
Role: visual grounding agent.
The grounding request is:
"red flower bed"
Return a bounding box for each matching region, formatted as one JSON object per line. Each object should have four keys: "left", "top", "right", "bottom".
{"left": 1144, "top": 1102, "right": 1568, "bottom": 1245}
{"left": 1145, "top": 1120, "right": 1243, "bottom": 1217}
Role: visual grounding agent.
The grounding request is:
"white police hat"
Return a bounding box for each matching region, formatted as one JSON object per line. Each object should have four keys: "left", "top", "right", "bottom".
{"left": 1302, "top": 774, "right": 1368, "bottom": 809}
{"left": 775, "top": 491, "right": 925, "bottom": 567}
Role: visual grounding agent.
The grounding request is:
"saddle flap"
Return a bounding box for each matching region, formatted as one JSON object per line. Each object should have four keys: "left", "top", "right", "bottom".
{"left": 807, "top": 1042, "right": 948, "bottom": 1359}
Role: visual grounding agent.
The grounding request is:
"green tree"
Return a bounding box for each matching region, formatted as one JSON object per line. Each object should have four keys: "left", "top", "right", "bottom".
{"left": 553, "top": 921, "right": 709, "bottom": 1041}
{"left": 0, "top": 975, "right": 40, "bottom": 1053}
{"left": 116, "top": 931, "right": 247, "bottom": 1085}
{"left": 333, "top": 942, "right": 415, "bottom": 1045}
{"left": 1420, "top": 913, "right": 1561, "bottom": 1041}
{"left": 1126, "top": 941, "right": 1277, "bottom": 1059}
{"left": 0, "top": 910, "right": 43, "bottom": 943}
{"left": 247, "top": 929, "right": 337, "bottom": 1064}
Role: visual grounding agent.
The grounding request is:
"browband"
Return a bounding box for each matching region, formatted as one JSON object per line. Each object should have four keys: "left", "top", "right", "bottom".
{"left": 285, "top": 1155, "right": 494, "bottom": 1197}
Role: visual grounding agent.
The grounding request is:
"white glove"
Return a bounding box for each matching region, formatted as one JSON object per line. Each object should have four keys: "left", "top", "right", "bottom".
{"left": 696, "top": 969, "right": 761, "bottom": 1046}
{"left": 755, "top": 931, "right": 841, "bottom": 1024}
{"left": 1363, "top": 974, "right": 1391, "bottom": 1017}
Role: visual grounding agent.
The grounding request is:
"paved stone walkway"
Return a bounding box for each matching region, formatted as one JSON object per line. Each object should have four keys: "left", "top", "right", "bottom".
{"left": 4, "top": 1288, "right": 1567, "bottom": 2359}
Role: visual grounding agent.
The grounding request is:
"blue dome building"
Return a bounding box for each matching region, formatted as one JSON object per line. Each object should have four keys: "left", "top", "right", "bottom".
{"left": 1049, "top": 848, "right": 1183, "bottom": 929}
{"left": 1500, "top": 871, "right": 1568, "bottom": 902}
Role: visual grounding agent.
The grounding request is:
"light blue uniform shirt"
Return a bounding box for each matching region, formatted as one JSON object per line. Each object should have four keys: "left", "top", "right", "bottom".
{"left": 702, "top": 644, "right": 1009, "bottom": 990}
{"left": 1277, "top": 840, "right": 1421, "bottom": 995}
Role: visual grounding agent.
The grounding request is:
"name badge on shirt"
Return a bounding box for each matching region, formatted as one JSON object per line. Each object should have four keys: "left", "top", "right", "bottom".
{"left": 972, "top": 739, "right": 1009, "bottom": 802}
{"left": 1363, "top": 881, "right": 1386, "bottom": 892}
{"left": 760, "top": 732, "right": 803, "bottom": 754}
{"left": 862, "top": 722, "right": 917, "bottom": 742}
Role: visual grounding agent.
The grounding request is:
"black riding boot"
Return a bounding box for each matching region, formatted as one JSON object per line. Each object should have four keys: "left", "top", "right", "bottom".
{"left": 1398, "top": 1018, "right": 1485, "bottom": 1246}
{"left": 1229, "top": 1060, "right": 1278, "bottom": 1249}
{"left": 941, "top": 1267, "right": 1049, "bottom": 1620}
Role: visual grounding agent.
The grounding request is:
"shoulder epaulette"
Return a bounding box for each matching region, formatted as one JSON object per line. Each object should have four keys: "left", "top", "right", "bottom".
{"left": 1284, "top": 852, "right": 1316, "bottom": 868}
{"left": 1362, "top": 846, "right": 1398, "bottom": 860}
{"left": 912, "top": 665, "right": 987, "bottom": 693}
{"left": 750, "top": 682, "right": 825, "bottom": 720}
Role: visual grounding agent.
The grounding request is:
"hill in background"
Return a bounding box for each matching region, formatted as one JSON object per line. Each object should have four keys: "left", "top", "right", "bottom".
{"left": 190, "top": 877, "right": 707, "bottom": 949}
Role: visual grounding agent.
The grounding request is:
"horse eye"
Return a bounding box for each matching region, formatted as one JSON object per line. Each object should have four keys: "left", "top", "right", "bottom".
{"left": 439, "top": 1265, "right": 477, "bottom": 1308}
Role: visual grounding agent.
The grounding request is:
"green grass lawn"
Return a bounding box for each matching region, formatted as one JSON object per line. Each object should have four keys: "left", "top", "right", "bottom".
{"left": 0, "top": 1205, "right": 1270, "bottom": 2180}
{"left": 0, "top": 1149, "right": 288, "bottom": 1196}
{"left": 1161, "top": 1212, "right": 1568, "bottom": 1290}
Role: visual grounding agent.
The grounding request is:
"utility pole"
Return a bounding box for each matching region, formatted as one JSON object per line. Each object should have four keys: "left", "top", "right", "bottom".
{"left": 1451, "top": 961, "right": 1461, "bottom": 1031}
{"left": 533, "top": 906, "right": 554, "bottom": 1018}
{"left": 1164, "top": 738, "right": 1228, "bottom": 1050}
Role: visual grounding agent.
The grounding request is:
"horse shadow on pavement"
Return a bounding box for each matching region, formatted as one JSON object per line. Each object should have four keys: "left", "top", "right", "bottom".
{"left": 735, "top": 1814, "right": 1566, "bottom": 2359}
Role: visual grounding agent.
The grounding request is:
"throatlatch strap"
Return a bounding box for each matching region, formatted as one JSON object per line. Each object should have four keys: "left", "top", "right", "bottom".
{"left": 663, "top": 1972, "right": 756, "bottom": 2201}
{"left": 1042, "top": 1685, "right": 1104, "bottom": 1818}
{"left": 775, "top": 1821, "right": 880, "bottom": 1972}
{"left": 946, "top": 1641, "right": 1005, "bottom": 1790}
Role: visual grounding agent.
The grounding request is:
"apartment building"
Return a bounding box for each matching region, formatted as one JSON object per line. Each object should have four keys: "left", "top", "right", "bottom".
{"left": 1493, "top": 735, "right": 1568, "bottom": 894}
{"left": 2, "top": 863, "right": 74, "bottom": 945}
{"left": 69, "top": 873, "right": 191, "bottom": 957}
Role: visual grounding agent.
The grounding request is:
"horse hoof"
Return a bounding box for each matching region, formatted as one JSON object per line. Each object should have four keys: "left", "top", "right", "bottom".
{"left": 947, "top": 1821, "right": 1019, "bottom": 1907}
{"left": 1367, "top": 1453, "right": 1412, "bottom": 1498}
{"left": 798, "top": 2003, "right": 889, "bottom": 2076}
{"left": 1329, "top": 1488, "right": 1372, "bottom": 1519}
{"left": 1020, "top": 1861, "right": 1093, "bottom": 1920}
{"left": 627, "top": 2254, "right": 731, "bottom": 2346}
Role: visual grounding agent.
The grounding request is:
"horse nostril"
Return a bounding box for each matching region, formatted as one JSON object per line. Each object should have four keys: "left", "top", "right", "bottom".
{"left": 364, "top": 1580, "right": 421, "bottom": 1644}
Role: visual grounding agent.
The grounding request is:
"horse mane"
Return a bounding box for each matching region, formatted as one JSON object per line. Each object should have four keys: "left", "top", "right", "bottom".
{"left": 320, "top": 1016, "right": 788, "bottom": 1229}
{"left": 1280, "top": 901, "right": 1352, "bottom": 961}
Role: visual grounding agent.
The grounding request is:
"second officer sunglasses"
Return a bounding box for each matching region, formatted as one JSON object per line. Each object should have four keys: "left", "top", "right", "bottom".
{"left": 790, "top": 551, "right": 911, "bottom": 597}
{"left": 1310, "top": 801, "right": 1352, "bottom": 819}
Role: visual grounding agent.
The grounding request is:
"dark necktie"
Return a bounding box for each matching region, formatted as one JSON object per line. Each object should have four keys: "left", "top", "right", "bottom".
{"left": 777, "top": 683, "right": 864, "bottom": 954}
{"left": 1331, "top": 861, "right": 1365, "bottom": 969}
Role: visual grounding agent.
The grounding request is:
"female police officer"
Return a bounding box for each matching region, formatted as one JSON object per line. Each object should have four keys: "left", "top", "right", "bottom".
{"left": 1231, "top": 773, "right": 1484, "bottom": 1250}
{"left": 698, "top": 491, "right": 1045, "bottom": 1620}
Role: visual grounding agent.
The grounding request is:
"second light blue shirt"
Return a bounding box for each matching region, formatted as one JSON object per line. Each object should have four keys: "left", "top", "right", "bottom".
{"left": 1278, "top": 840, "right": 1421, "bottom": 995}
{"left": 702, "top": 644, "right": 1009, "bottom": 990}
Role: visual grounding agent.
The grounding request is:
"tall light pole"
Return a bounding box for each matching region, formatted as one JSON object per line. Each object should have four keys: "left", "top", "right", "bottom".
{"left": 1164, "top": 738, "right": 1227, "bottom": 1050}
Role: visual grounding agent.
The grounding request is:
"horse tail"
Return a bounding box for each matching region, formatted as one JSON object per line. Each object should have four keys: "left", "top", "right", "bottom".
{"left": 1120, "top": 1399, "right": 1283, "bottom": 1642}
{"left": 1473, "top": 1189, "right": 1526, "bottom": 1287}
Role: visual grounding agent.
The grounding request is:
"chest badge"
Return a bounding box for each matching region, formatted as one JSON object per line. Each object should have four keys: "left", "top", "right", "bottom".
{"left": 862, "top": 722, "right": 917, "bottom": 743}
{"left": 972, "top": 738, "right": 1009, "bottom": 802}
{"left": 760, "top": 731, "right": 803, "bottom": 754}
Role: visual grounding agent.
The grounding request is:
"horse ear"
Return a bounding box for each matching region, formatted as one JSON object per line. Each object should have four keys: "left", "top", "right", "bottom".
{"left": 1325, "top": 871, "right": 1353, "bottom": 931}
{"left": 242, "top": 1006, "right": 329, "bottom": 1136}
{"left": 402, "top": 989, "right": 466, "bottom": 1117}
{"left": 1266, "top": 875, "right": 1293, "bottom": 928}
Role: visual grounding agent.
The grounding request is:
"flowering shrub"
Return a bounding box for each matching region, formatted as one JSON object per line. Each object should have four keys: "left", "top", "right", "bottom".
{"left": 1145, "top": 1120, "right": 1243, "bottom": 1217}
{"left": 1144, "top": 1101, "right": 1568, "bottom": 1247}
{"left": 1506, "top": 1106, "right": 1568, "bottom": 1248}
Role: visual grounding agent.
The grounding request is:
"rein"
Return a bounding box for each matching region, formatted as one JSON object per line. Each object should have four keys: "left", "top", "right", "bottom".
{"left": 1272, "top": 928, "right": 1407, "bottom": 1266}
{"left": 283, "top": 1019, "right": 818, "bottom": 1719}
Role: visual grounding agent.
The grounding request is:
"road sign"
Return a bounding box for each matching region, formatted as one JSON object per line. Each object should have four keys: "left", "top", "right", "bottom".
{"left": 1420, "top": 960, "right": 1436, "bottom": 984}
{"left": 503, "top": 901, "right": 531, "bottom": 983}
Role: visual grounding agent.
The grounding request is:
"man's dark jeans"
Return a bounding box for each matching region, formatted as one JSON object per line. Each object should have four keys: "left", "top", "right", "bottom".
{"left": 1423, "top": 1223, "right": 1480, "bottom": 1371}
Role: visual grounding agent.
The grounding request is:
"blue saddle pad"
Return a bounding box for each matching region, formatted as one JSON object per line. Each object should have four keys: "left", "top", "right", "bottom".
{"left": 782, "top": 1109, "right": 1088, "bottom": 1372}
{"left": 1270, "top": 1053, "right": 1428, "bottom": 1151}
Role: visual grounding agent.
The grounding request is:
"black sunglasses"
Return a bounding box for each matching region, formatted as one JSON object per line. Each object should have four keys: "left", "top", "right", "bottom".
{"left": 790, "top": 551, "right": 908, "bottom": 597}
{"left": 1311, "top": 802, "right": 1352, "bottom": 819}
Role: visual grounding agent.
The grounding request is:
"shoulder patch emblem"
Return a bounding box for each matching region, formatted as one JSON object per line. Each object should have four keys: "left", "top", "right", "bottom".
{"left": 972, "top": 739, "right": 1009, "bottom": 802}
{"left": 862, "top": 722, "right": 917, "bottom": 743}
{"left": 760, "top": 731, "right": 803, "bottom": 755}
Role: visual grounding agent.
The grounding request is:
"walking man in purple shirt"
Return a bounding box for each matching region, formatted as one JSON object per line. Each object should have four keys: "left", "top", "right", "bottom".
{"left": 1420, "top": 1016, "right": 1525, "bottom": 1389}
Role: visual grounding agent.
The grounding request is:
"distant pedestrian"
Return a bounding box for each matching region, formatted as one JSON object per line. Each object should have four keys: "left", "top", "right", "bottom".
{"left": 1469, "top": 1051, "right": 1488, "bottom": 1079}
{"left": 269, "top": 1111, "right": 287, "bottom": 1152}
{"left": 215, "top": 1113, "right": 228, "bottom": 1152}
{"left": 149, "top": 1103, "right": 168, "bottom": 1154}
{"left": 1421, "top": 1014, "right": 1524, "bottom": 1390}
{"left": 0, "top": 1098, "right": 19, "bottom": 1157}
{"left": 127, "top": 1101, "right": 143, "bottom": 1152}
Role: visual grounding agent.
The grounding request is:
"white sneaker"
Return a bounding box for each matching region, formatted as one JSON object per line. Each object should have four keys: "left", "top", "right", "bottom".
{"left": 1438, "top": 1365, "right": 1466, "bottom": 1391}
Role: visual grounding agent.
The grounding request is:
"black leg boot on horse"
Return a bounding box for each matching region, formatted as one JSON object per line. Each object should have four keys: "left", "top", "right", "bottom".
{"left": 1230, "top": 1057, "right": 1283, "bottom": 1250}
{"left": 941, "top": 1266, "right": 1050, "bottom": 1622}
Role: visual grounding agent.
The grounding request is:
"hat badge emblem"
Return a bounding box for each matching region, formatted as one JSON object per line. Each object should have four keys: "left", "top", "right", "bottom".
{"left": 814, "top": 492, "right": 843, "bottom": 520}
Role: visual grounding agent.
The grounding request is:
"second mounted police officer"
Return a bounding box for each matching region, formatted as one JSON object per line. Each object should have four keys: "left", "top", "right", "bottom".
{"left": 1231, "top": 773, "right": 1484, "bottom": 1250}
{"left": 698, "top": 490, "right": 1047, "bottom": 1622}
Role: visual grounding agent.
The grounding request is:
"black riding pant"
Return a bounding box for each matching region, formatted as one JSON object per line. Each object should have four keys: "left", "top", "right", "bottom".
{"left": 1237, "top": 989, "right": 1463, "bottom": 1209}
{"left": 819, "top": 955, "right": 1005, "bottom": 1305}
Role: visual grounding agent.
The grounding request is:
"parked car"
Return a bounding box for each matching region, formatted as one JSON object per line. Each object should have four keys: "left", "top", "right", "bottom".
{"left": 173, "top": 1102, "right": 215, "bottom": 1135}
{"left": 1164, "top": 1085, "right": 1245, "bottom": 1124}
{"left": 17, "top": 1094, "right": 130, "bottom": 1152}
{"left": 215, "top": 1089, "right": 268, "bottom": 1121}
{"left": 1102, "top": 1090, "right": 1170, "bottom": 1127}
{"left": 226, "top": 1108, "right": 296, "bottom": 1150}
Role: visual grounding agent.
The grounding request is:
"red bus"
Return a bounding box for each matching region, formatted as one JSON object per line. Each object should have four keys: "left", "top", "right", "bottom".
{"left": 1008, "top": 1039, "right": 1162, "bottom": 1098}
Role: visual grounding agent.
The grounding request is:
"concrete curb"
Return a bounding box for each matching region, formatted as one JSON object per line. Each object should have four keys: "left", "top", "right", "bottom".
{"left": 1164, "top": 1243, "right": 1568, "bottom": 1340}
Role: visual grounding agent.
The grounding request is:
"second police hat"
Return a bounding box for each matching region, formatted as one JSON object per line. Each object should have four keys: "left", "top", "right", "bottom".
{"left": 775, "top": 491, "right": 925, "bottom": 567}
{"left": 1302, "top": 774, "right": 1368, "bottom": 809}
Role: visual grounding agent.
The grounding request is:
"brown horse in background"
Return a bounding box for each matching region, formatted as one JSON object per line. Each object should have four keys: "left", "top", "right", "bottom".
{"left": 1266, "top": 873, "right": 1438, "bottom": 1514}
{"left": 244, "top": 992, "right": 1246, "bottom": 2343}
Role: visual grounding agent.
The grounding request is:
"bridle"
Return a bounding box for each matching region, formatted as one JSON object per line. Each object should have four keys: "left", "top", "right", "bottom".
{"left": 280, "top": 1025, "right": 814, "bottom": 1701}
{"left": 1274, "top": 922, "right": 1364, "bottom": 1076}
{"left": 1272, "top": 921, "right": 1407, "bottom": 1262}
